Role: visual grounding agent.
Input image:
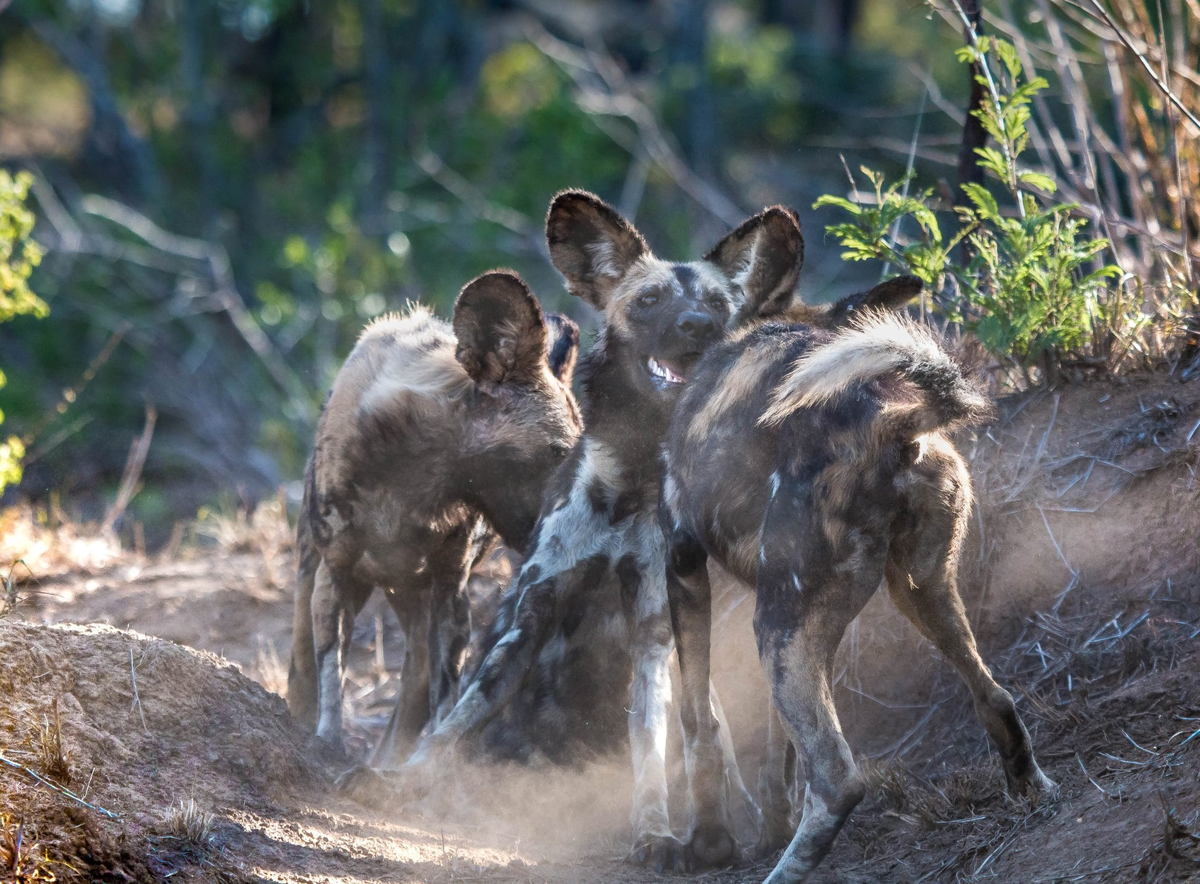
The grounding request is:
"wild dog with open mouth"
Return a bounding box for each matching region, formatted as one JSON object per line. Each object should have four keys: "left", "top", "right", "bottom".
{"left": 386, "top": 190, "right": 805, "bottom": 870}
{"left": 661, "top": 309, "right": 1059, "bottom": 883}
{"left": 288, "top": 270, "right": 582, "bottom": 761}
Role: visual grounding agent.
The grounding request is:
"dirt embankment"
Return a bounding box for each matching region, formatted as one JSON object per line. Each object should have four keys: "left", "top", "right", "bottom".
{"left": 3, "top": 374, "right": 1200, "bottom": 883}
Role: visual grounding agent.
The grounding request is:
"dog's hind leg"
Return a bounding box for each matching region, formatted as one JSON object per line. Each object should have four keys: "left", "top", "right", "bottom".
{"left": 886, "top": 458, "right": 1057, "bottom": 803}
{"left": 427, "top": 522, "right": 490, "bottom": 725}
{"left": 753, "top": 467, "right": 888, "bottom": 884}
{"left": 312, "top": 561, "right": 373, "bottom": 749}
{"left": 371, "top": 588, "right": 432, "bottom": 768}
{"left": 756, "top": 706, "right": 796, "bottom": 857}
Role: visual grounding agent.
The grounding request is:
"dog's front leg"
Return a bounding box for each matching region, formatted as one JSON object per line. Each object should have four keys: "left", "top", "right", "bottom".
{"left": 712, "top": 684, "right": 763, "bottom": 844}
{"left": 664, "top": 528, "right": 737, "bottom": 868}
{"left": 627, "top": 588, "right": 678, "bottom": 871}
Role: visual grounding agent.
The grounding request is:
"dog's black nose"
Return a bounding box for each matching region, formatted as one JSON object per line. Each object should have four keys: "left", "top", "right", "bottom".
{"left": 676, "top": 311, "right": 717, "bottom": 342}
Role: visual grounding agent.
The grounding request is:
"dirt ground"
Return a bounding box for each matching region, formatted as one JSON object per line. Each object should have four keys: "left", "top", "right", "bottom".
{"left": 3, "top": 373, "right": 1200, "bottom": 884}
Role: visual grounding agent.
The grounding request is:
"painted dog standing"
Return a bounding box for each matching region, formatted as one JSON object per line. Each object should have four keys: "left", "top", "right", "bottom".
{"left": 288, "top": 271, "right": 581, "bottom": 762}
{"left": 390, "top": 189, "right": 806, "bottom": 869}
{"left": 660, "top": 309, "right": 1059, "bottom": 883}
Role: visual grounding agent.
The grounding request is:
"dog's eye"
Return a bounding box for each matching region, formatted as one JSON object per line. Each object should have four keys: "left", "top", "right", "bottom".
{"left": 639, "top": 293, "right": 659, "bottom": 307}
{"left": 706, "top": 295, "right": 726, "bottom": 310}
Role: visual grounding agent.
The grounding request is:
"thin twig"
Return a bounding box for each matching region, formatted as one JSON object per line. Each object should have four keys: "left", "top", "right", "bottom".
{"left": 1081, "top": 0, "right": 1200, "bottom": 132}
{"left": 101, "top": 404, "right": 156, "bottom": 536}
{"left": 129, "top": 648, "right": 148, "bottom": 733}
{"left": 0, "top": 752, "right": 120, "bottom": 819}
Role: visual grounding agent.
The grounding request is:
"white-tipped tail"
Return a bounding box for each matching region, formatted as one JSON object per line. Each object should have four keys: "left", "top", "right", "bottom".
{"left": 758, "top": 311, "right": 988, "bottom": 428}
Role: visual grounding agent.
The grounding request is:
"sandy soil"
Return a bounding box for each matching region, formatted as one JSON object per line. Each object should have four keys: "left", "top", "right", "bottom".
{"left": 3, "top": 373, "right": 1200, "bottom": 884}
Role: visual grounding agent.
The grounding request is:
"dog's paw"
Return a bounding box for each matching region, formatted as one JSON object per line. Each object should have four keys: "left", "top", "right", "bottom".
{"left": 754, "top": 815, "right": 793, "bottom": 860}
{"left": 688, "top": 823, "right": 737, "bottom": 868}
{"left": 1006, "top": 764, "right": 1060, "bottom": 808}
{"left": 335, "top": 764, "right": 392, "bottom": 805}
{"left": 627, "top": 834, "right": 693, "bottom": 874}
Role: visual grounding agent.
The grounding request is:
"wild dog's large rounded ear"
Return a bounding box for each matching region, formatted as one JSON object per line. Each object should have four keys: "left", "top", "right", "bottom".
{"left": 546, "top": 189, "right": 647, "bottom": 310}
{"left": 704, "top": 205, "right": 804, "bottom": 320}
{"left": 824, "top": 275, "right": 922, "bottom": 327}
{"left": 544, "top": 313, "right": 579, "bottom": 385}
{"left": 453, "top": 270, "right": 548, "bottom": 387}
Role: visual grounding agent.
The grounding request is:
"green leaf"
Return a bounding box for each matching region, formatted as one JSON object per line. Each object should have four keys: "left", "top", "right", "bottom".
{"left": 1018, "top": 171, "right": 1058, "bottom": 194}
{"left": 994, "top": 39, "right": 1022, "bottom": 79}
{"left": 960, "top": 183, "right": 1001, "bottom": 221}
{"left": 812, "top": 195, "right": 862, "bottom": 215}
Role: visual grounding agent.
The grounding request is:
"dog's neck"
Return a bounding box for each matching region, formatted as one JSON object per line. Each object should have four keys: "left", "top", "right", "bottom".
{"left": 576, "top": 333, "right": 677, "bottom": 494}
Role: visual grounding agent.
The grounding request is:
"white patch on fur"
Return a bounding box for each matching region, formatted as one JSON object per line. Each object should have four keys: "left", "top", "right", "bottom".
{"left": 731, "top": 232, "right": 761, "bottom": 299}
{"left": 662, "top": 473, "right": 682, "bottom": 526}
{"left": 768, "top": 471, "right": 781, "bottom": 500}
{"left": 315, "top": 646, "right": 343, "bottom": 742}
{"left": 588, "top": 240, "right": 621, "bottom": 279}
{"left": 514, "top": 440, "right": 623, "bottom": 602}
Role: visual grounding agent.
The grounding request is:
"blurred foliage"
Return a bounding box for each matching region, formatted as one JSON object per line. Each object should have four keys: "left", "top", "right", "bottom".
{"left": 0, "top": 0, "right": 1194, "bottom": 532}
{"left": 0, "top": 170, "right": 46, "bottom": 492}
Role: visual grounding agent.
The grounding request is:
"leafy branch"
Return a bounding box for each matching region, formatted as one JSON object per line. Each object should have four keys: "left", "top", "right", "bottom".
{"left": 814, "top": 37, "right": 1120, "bottom": 375}
{"left": 0, "top": 170, "right": 47, "bottom": 491}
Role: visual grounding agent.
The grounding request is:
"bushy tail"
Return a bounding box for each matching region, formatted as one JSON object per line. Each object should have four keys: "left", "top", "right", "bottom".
{"left": 758, "top": 311, "right": 992, "bottom": 431}
{"left": 288, "top": 461, "right": 322, "bottom": 729}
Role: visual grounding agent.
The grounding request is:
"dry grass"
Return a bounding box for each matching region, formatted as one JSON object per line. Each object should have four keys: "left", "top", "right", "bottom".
{"left": 252, "top": 636, "right": 288, "bottom": 699}
{"left": 193, "top": 494, "right": 292, "bottom": 589}
{"left": 1, "top": 560, "right": 21, "bottom": 619}
{"left": 29, "top": 701, "right": 71, "bottom": 788}
{"left": 0, "top": 504, "right": 124, "bottom": 583}
{"left": 0, "top": 813, "right": 61, "bottom": 884}
{"left": 1138, "top": 797, "right": 1200, "bottom": 882}
{"left": 160, "top": 798, "right": 216, "bottom": 848}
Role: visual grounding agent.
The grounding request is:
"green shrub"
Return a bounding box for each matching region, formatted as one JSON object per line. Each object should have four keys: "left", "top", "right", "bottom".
{"left": 0, "top": 169, "right": 46, "bottom": 492}
{"left": 814, "top": 37, "right": 1119, "bottom": 375}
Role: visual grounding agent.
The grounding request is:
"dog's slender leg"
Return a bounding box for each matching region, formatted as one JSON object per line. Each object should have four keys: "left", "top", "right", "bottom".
{"left": 754, "top": 466, "right": 887, "bottom": 884}
{"left": 371, "top": 588, "right": 433, "bottom": 768}
{"left": 755, "top": 568, "right": 880, "bottom": 884}
{"left": 885, "top": 557, "right": 1057, "bottom": 802}
{"left": 660, "top": 527, "right": 736, "bottom": 869}
{"left": 427, "top": 524, "right": 482, "bottom": 725}
{"left": 627, "top": 587, "right": 677, "bottom": 870}
{"left": 886, "top": 457, "right": 1057, "bottom": 804}
{"left": 712, "top": 684, "right": 762, "bottom": 845}
{"left": 756, "top": 706, "right": 796, "bottom": 857}
{"left": 312, "top": 562, "right": 373, "bottom": 748}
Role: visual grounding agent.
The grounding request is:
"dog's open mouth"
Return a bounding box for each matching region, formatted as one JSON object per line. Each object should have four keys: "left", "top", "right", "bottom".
{"left": 648, "top": 357, "right": 687, "bottom": 386}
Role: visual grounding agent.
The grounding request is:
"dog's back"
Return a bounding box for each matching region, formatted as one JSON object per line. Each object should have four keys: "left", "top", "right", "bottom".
{"left": 310, "top": 307, "right": 471, "bottom": 536}
{"left": 289, "top": 273, "right": 582, "bottom": 750}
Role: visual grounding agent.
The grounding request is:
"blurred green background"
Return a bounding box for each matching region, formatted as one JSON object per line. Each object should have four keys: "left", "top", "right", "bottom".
{"left": 0, "top": 0, "right": 1194, "bottom": 540}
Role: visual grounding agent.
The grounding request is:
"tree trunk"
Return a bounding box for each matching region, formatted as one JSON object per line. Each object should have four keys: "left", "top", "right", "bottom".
{"left": 361, "top": 0, "right": 392, "bottom": 232}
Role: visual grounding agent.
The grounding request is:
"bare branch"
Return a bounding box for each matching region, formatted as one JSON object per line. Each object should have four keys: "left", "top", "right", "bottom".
{"left": 522, "top": 18, "right": 746, "bottom": 228}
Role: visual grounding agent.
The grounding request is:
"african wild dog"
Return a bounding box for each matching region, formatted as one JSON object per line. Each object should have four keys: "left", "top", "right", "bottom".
{"left": 288, "top": 270, "right": 582, "bottom": 762}
{"left": 661, "top": 310, "right": 1059, "bottom": 883}
{"left": 387, "top": 190, "right": 805, "bottom": 870}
